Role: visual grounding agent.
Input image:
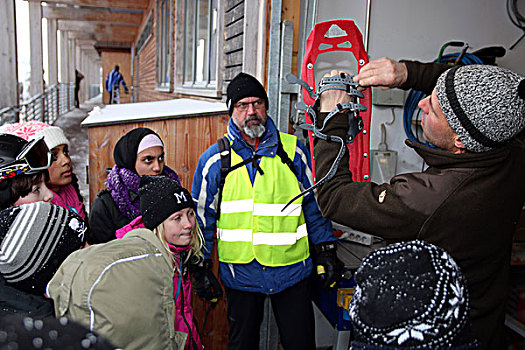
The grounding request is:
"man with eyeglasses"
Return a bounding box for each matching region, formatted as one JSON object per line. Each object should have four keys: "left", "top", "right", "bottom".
{"left": 191, "top": 72, "right": 340, "bottom": 350}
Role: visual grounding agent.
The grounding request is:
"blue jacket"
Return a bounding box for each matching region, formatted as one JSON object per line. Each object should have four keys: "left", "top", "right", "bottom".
{"left": 104, "top": 69, "right": 128, "bottom": 92}
{"left": 191, "top": 117, "right": 335, "bottom": 294}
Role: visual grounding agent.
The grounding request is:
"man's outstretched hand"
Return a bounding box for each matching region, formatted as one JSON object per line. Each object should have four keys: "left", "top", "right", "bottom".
{"left": 353, "top": 57, "right": 408, "bottom": 90}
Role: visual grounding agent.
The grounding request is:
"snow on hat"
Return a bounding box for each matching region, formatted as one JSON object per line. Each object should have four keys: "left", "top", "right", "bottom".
{"left": 0, "top": 315, "right": 115, "bottom": 349}
{"left": 349, "top": 240, "right": 477, "bottom": 348}
{"left": 139, "top": 175, "right": 195, "bottom": 230}
{"left": 226, "top": 72, "right": 269, "bottom": 116}
{"left": 0, "top": 202, "right": 86, "bottom": 296}
{"left": 0, "top": 120, "right": 70, "bottom": 150}
{"left": 436, "top": 65, "right": 525, "bottom": 152}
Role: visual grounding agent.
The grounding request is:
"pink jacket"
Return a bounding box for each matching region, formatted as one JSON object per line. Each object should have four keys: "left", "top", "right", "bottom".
{"left": 116, "top": 217, "right": 203, "bottom": 350}
{"left": 51, "top": 184, "right": 86, "bottom": 219}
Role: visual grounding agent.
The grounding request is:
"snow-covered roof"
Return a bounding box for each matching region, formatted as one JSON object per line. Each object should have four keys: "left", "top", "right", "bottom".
{"left": 81, "top": 98, "right": 228, "bottom": 127}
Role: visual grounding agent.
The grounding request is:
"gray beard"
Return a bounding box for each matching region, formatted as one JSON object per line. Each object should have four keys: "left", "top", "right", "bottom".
{"left": 244, "top": 123, "right": 266, "bottom": 139}
{"left": 242, "top": 115, "right": 266, "bottom": 139}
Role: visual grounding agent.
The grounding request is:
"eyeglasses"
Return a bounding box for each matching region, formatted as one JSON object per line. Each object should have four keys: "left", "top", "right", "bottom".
{"left": 234, "top": 99, "right": 266, "bottom": 112}
{"left": 0, "top": 137, "right": 52, "bottom": 183}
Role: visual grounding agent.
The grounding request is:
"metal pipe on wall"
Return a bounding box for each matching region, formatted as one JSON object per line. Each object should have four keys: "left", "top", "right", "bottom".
{"left": 365, "top": 0, "right": 371, "bottom": 52}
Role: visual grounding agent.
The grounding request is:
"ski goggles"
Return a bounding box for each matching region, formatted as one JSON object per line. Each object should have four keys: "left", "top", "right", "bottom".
{"left": 0, "top": 137, "right": 52, "bottom": 183}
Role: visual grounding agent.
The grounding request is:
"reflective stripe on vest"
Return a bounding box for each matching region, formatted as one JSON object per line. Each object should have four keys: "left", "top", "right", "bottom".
{"left": 216, "top": 133, "right": 309, "bottom": 266}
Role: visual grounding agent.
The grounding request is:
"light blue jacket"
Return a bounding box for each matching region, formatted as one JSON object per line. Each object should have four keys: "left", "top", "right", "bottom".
{"left": 191, "top": 117, "right": 335, "bottom": 294}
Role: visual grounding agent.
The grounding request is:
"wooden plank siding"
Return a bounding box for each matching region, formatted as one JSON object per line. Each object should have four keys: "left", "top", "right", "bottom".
{"left": 223, "top": 0, "right": 244, "bottom": 94}
{"left": 87, "top": 115, "right": 229, "bottom": 205}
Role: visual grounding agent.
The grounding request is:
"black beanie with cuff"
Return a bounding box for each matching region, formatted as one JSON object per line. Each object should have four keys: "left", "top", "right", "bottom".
{"left": 226, "top": 72, "right": 269, "bottom": 116}
{"left": 139, "top": 175, "right": 195, "bottom": 230}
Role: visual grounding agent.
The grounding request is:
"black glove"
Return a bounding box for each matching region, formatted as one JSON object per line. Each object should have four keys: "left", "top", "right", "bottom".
{"left": 190, "top": 259, "right": 223, "bottom": 302}
{"left": 314, "top": 242, "right": 343, "bottom": 289}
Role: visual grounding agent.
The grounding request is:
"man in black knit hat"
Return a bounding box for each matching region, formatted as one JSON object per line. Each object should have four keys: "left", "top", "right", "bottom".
{"left": 314, "top": 64, "right": 524, "bottom": 349}
{"left": 192, "top": 72, "right": 341, "bottom": 350}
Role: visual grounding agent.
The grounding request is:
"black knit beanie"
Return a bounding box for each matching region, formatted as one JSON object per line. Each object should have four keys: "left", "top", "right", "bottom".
{"left": 139, "top": 175, "right": 195, "bottom": 230}
{"left": 349, "top": 240, "right": 477, "bottom": 348}
{"left": 436, "top": 65, "right": 525, "bottom": 152}
{"left": 113, "top": 128, "right": 162, "bottom": 171}
{"left": 226, "top": 72, "right": 269, "bottom": 116}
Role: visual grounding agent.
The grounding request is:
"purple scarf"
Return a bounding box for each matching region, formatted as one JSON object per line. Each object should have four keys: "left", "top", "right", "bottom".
{"left": 106, "top": 165, "right": 181, "bottom": 220}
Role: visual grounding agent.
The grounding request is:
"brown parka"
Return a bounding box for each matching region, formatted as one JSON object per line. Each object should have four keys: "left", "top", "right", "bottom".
{"left": 313, "top": 99, "right": 525, "bottom": 349}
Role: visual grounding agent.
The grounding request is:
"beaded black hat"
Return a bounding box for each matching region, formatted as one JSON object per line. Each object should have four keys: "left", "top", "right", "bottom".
{"left": 349, "top": 240, "right": 478, "bottom": 348}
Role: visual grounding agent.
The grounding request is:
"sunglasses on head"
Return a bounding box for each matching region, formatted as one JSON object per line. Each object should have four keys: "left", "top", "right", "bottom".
{"left": 0, "top": 137, "right": 52, "bottom": 183}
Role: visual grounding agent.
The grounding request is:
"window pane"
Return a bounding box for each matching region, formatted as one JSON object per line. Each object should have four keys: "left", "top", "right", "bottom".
{"left": 184, "top": 0, "right": 195, "bottom": 83}
{"left": 162, "top": 0, "right": 169, "bottom": 84}
{"left": 157, "top": 0, "right": 170, "bottom": 87}
{"left": 195, "top": 0, "right": 210, "bottom": 83}
{"left": 209, "top": 0, "right": 218, "bottom": 84}
{"left": 181, "top": 0, "right": 218, "bottom": 89}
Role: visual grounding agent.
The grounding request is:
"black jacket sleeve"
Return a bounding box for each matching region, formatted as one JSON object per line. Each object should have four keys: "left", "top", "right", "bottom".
{"left": 0, "top": 276, "right": 54, "bottom": 317}
{"left": 88, "top": 190, "right": 128, "bottom": 244}
{"left": 399, "top": 60, "right": 451, "bottom": 95}
{"left": 313, "top": 112, "right": 427, "bottom": 241}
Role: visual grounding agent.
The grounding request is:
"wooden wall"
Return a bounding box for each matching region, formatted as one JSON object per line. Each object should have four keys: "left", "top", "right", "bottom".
{"left": 86, "top": 113, "right": 229, "bottom": 349}
{"left": 224, "top": 0, "right": 244, "bottom": 85}
{"left": 87, "top": 114, "right": 228, "bottom": 203}
{"left": 101, "top": 51, "right": 132, "bottom": 104}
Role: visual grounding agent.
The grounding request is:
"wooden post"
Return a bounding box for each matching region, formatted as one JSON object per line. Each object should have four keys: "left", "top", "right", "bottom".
{"left": 29, "top": 0, "right": 44, "bottom": 97}
{"left": 86, "top": 55, "right": 92, "bottom": 100}
{"left": 68, "top": 37, "right": 75, "bottom": 108}
{"left": 69, "top": 36, "right": 75, "bottom": 82}
{"left": 47, "top": 19, "right": 58, "bottom": 86}
{"left": 0, "top": 0, "right": 19, "bottom": 111}
{"left": 75, "top": 42, "right": 81, "bottom": 75}
{"left": 80, "top": 51, "right": 87, "bottom": 103}
{"left": 60, "top": 30, "right": 69, "bottom": 83}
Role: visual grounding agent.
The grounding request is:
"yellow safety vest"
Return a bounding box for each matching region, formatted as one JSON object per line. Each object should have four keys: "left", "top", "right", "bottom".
{"left": 216, "top": 133, "right": 309, "bottom": 266}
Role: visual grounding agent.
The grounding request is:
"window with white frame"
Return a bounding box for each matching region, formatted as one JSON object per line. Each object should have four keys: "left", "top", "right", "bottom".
{"left": 156, "top": 0, "right": 171, "bottom": 90}
{"left": 182, "top": 0, "right": 219, "bottom": 90}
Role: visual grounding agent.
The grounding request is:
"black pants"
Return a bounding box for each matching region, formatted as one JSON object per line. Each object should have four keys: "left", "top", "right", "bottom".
{"left": 226, "top": 279, "right": 315, "bottom": 350}
{"left": 74, "top": 87, "right": 80, "bottom": 108}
